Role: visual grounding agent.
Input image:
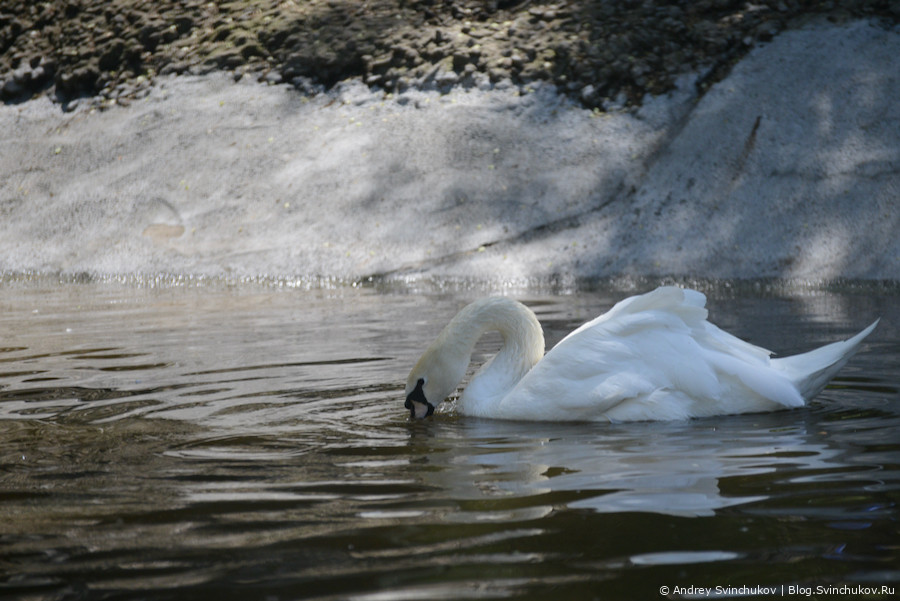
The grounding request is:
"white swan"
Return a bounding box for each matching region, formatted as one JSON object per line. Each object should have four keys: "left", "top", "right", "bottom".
{"left": 404, "top": 286, "right": 878, "bottom": 422}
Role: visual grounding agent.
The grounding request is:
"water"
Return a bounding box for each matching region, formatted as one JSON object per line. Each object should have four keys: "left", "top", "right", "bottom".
{"left": 1, "top": 277, "right": 897, "bottom": 600}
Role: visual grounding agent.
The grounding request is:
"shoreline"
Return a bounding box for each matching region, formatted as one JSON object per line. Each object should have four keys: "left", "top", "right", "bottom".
{"left": 4, "top": 270, "right": 900, "bottom": 297}
{"left": 1, "top": 19, "right": 899, "bottom": 285}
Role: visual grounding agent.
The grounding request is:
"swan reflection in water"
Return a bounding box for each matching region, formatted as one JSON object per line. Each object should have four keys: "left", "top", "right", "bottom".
{"left": 407, "top": 411, "right": 858, "bottom": 518}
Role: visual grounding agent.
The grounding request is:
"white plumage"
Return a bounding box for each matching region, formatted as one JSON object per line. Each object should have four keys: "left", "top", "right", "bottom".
{"left": 404, "top": 286, "right": 878, "bottom": 422}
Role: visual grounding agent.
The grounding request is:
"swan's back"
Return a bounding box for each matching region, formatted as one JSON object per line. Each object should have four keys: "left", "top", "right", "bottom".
{"left": 491, "top": 287, "right": 873, "bottom": 422}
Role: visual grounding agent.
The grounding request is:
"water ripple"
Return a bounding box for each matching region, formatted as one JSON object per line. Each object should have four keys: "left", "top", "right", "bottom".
{"left": 0, "top": 280, "right": 897, "bottom": 599}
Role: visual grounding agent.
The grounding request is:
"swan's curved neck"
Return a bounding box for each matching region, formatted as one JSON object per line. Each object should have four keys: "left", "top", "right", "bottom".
{"left": 442, "top": 298, "right": 545, "bottom": 414}
{"left": 438, "top": 298, "right": 543, "bottom": 357}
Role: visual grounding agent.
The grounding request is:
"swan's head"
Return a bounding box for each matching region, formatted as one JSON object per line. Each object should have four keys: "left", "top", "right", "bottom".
{"left": 404, "top": 296, "right": 544, "bottom": 419}
{"left": 404, "top": 341, "right": 469, "bottom": 419}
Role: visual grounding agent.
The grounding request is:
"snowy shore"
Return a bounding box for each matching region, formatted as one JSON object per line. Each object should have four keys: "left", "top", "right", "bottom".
{"left": 2, "top": 20, "right": 898, "bottom": 285}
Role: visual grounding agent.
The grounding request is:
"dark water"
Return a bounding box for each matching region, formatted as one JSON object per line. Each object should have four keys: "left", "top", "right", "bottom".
{"left": 1, "top": 278, "right": 897, "bottom": 601}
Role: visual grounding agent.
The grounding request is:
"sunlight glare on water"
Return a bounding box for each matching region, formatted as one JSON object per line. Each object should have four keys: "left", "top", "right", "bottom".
{"left": 0, "top": 276, "right": 897, "bottom": 600}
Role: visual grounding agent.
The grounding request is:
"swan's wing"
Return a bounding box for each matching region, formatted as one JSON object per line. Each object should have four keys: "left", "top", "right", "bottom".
{"left": 558, "top": 286, "right": 709, "bottom": 345}
{"left": 504, "top": 287, "right": 802, "bottom": 421}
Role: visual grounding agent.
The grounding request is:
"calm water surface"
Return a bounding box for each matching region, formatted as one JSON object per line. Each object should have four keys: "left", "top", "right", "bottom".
{"left": 0, "top": 278, "right": 897, "bottom": 601}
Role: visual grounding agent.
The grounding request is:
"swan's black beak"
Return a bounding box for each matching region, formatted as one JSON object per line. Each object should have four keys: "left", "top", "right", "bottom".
{"left": 405, "top": 378, "right": 434, "bottom": 419}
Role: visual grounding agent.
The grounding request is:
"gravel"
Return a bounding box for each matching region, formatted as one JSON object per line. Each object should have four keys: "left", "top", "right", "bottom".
{"left": 2, "top": 0, "right": 898, "bottom": 111}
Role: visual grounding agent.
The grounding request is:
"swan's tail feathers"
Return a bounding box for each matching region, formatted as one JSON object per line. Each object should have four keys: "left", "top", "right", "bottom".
{"left": 773, "top": 319, "right": 879, "bottom": 401}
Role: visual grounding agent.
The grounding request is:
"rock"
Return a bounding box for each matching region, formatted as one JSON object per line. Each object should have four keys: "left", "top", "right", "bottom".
{"left": 580, "top": 84, "right": 595, "bottom": 102}
{"left": 99, "top": 40, "right": 126, "bottom": 71}
{"left": 13, "top": 66, "right": 33, "bottom": 85}
{"left": 1, "top": 78, "right": 24, "bottom": 99}
{"left": 434, "top": 69, "right": 458, "bottom": 86}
